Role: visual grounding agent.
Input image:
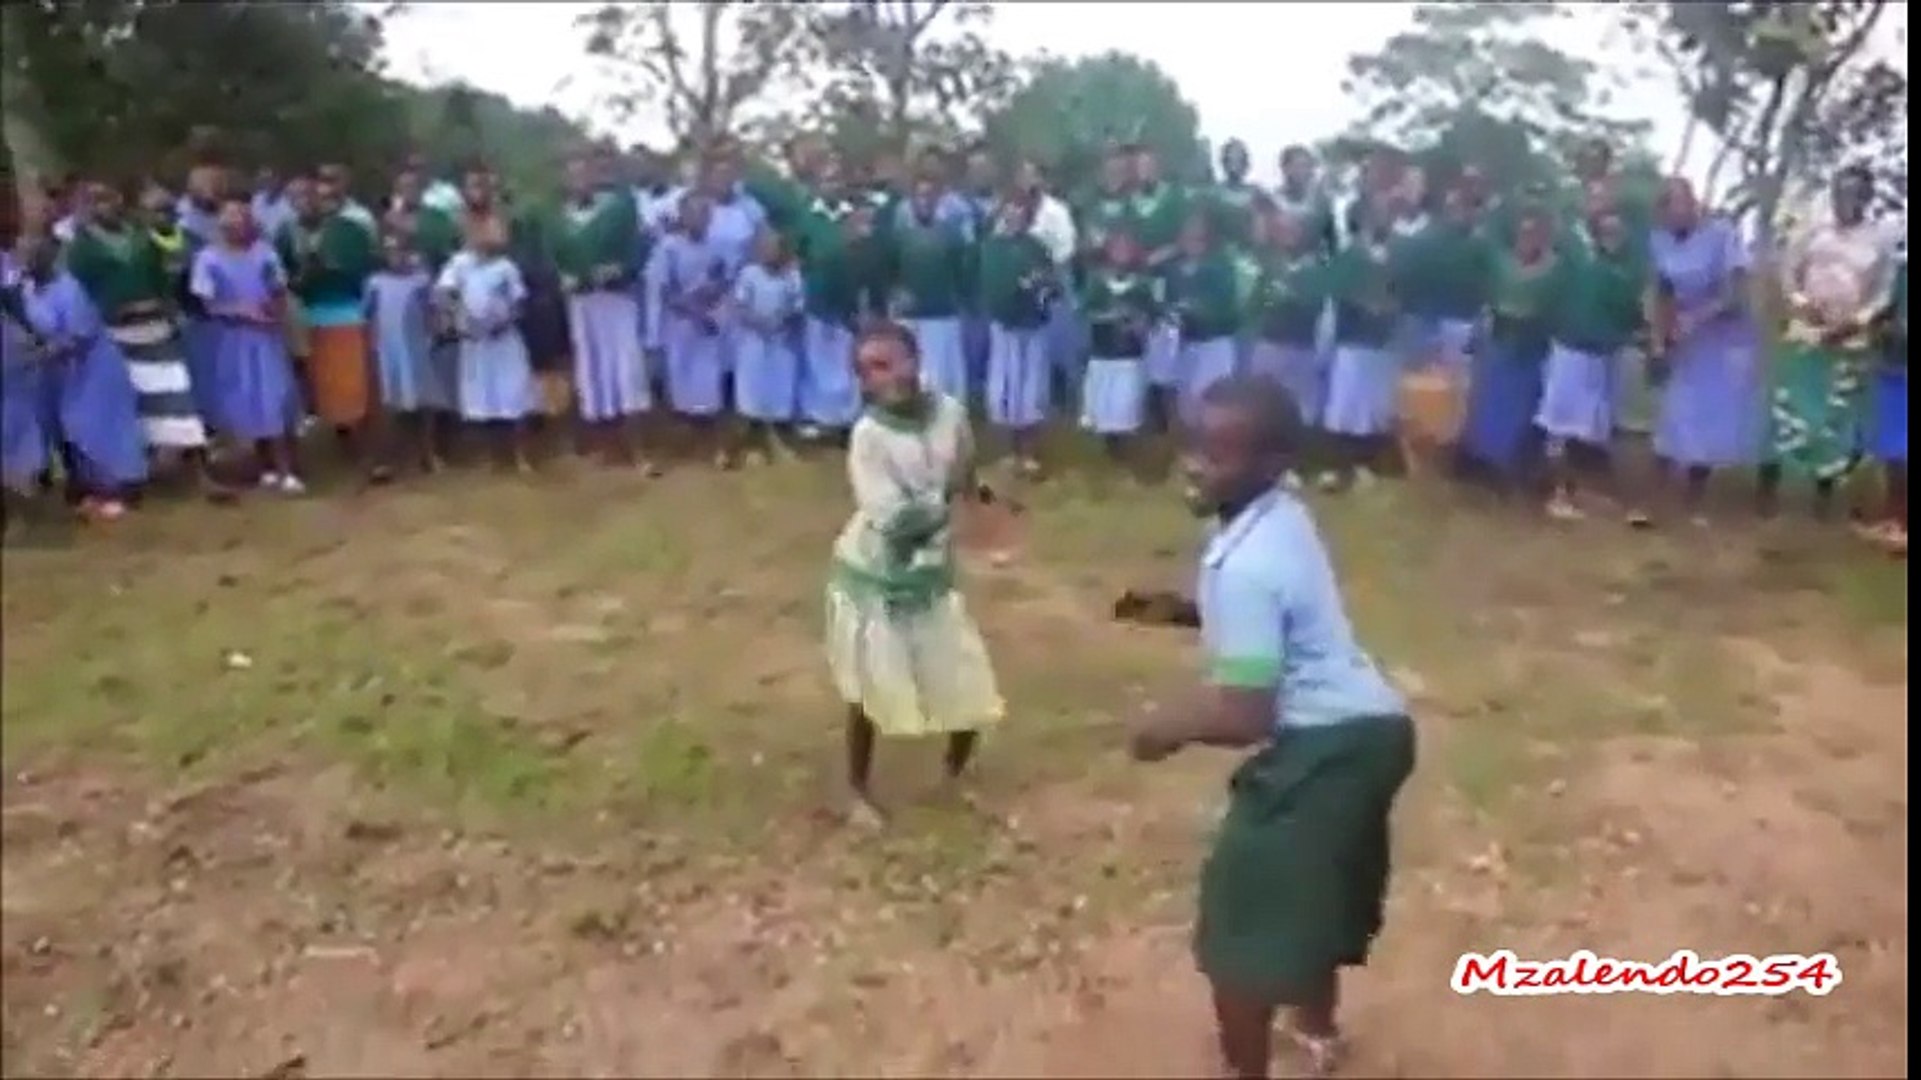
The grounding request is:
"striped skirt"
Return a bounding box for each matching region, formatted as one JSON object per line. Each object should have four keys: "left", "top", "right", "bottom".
{"left": 111, "top": 317, "right": 208, "bottom": 450}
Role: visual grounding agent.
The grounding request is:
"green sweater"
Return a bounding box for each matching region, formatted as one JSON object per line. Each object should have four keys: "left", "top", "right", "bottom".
{"left": 890, "top": 213, "right": 970, "bottom": 320}
{"left": 1554, "top": 247, "right": 1647, "bottom": 355}
{"left": 978, "top": 232, "right": 1055, "bottom": 330}
{"left": 1329, "top": 240, "right": 1399, "bottom": 348}
{"left": 1163, "top": 250, "right": 1240, "bottom": 341}
{"left": 554, "top": 188, "right": 642, "bottom": 287}
{"left": 275, "top": 213, "right": 377, "bottom": 311}
{"left": 64, "top": 222, "right": 170, "bottom": 318}
{"left": 1081, "top": 267, "right": 1162, "bottom": 359}
{"left": 1253, "top": 250, "right": 1331, "bottom": 347}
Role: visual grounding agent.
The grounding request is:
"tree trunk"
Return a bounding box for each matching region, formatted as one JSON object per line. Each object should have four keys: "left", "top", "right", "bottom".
{"left": 0, "top": 4, "right": 63, "bottom": 228}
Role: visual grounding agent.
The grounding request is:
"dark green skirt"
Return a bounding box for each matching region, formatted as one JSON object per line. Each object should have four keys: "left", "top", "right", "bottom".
{"left": 1195, "top": 714, "right": 1416, "bottom": 998}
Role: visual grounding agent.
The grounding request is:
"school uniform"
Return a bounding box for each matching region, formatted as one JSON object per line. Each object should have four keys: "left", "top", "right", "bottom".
{"left": 1650, "top": 219, "right": 1765, "bottom": 468}
{"left": 365, "top": 268, "right": 446, "bottom": 413}
{"left": 508, "top": 210, "right": 575, "bottom": 415}
{"left": 1165, "top": 251, "right": 1243, "bottom": 424}
{"left": 731, "top": 263, "right": 803, "bottom": 422}
{"left": 891, "top": 210, "right": 972, "bottom": 402}
{"left": 1394, "top": 219, "right": 1492, "bottom": 373}
{"left": 1078, "top": 267, "right": 1160, "bottom": 434}
{"left": 1323, "top": 242, "right": 1401, "bottom": 437}
{"left": 1539, "top": 246, "right": 1645, "bottom": 449}
{"left": 65, "top": 221, "right": 210, "bottom": 452}
{"left": 274, "top": 213, "right": 378, "bottom": 427}
{"left": 1247, "top": 250, "right": 1331, "bottom": 426}
{"left": 1130, "top": 182, "right": 1189, "bottom": 388}
{"left": 978, "top": 231, "right": 1055, "bottom": 431}
{"left": 436, "top": 251, "right": 535, "bottom": 421}
{"left": 645, "top": 230, "right": 730, "bottom": 417}
{"left": 2, "top": 296, "right": 47, "bottom": 488}
{"left": 1191, "top": 490, "right": 1414, "bottom": 996}
{"left": 18, "top": 271, "right": 149, "bottom": 491}
{"left": 793, "top": 202, "right": 880, "bottom": 431}
{"left": 188, "top": 241, "right": 299, "bottom": 441}
{"left": 557, "top": 188, "right": 649, "bottom": 421}
{"left": 1462, "top": 251, "right": 1562, "bottom": 475}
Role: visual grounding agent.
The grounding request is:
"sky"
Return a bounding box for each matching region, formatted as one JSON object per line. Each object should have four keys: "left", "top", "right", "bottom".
{"left": 380, "top": 1, "right": 1906, "bottom": 186}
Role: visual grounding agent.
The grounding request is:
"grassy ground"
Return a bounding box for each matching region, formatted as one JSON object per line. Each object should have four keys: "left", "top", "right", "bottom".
{"left": 0, "top": 443, "right": 1909, "bottom": 1078}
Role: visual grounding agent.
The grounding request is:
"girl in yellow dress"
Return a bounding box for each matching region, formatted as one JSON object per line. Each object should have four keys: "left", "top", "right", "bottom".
{"left": 825, "top": 321, "right": 1005, "bottom": 826}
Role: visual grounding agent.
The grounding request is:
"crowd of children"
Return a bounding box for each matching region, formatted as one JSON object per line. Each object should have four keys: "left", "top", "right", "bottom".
{"left": 1, "top": 136, "right": 1907, "bottom": 552}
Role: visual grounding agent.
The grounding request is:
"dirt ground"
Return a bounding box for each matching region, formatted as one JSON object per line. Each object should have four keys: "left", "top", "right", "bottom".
{"left": 1, "top": 448, "right": 1909, "bottom": 1078}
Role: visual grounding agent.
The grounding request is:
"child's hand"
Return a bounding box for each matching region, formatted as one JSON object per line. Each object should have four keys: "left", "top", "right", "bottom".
{"left": 1126, "top": 699, "right": 1184, "bottom": 762}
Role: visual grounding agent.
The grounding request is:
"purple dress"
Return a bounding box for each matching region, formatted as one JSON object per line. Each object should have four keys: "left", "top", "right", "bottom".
{"left": 189, "top": 241, "right": 298, "bottom": 441}
{"left": 3, "top": 295, "right": 48, "bottom": 486}
{"left": 19, "top": 272, "right": 149, "bottom": 489}
{"left": 1650, "top": 219, "right": 1764, "bottom": 467}
{"left": 645, "top": 231, "right": 729, "bottom": 417}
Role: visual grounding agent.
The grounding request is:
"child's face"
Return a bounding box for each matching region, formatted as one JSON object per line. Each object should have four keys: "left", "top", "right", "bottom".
{"left": 141, "top": 189, "right": 175, "bottom": 227}
{"left": 217, "top": 201, "right": 253, "bottom": 240}
{"left": 1592, "top": 211, "right": 1626, "bottom": 255}
{"left": 854, "top": 335, "right": 918, "bottom": 407}
{"left": 1516, "top": 215, "right": 1551, "bottom": 259}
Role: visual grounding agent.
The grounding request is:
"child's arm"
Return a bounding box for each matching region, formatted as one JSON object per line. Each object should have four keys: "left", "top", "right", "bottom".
{"left": 1130, "top": 563, "right": 1283, "bottom": 760}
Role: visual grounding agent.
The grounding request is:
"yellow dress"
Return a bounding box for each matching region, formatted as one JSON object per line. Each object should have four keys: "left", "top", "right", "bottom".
{"left": 824, "top": 394, "right": 1004, "bottom": 737}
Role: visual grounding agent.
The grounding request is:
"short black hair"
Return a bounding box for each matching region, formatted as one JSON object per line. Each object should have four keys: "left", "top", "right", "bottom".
{"left": 855, "top": 318, "right": 921, "bottom": 359}
{"left": 1199, "top": 373, "right": 1306, "bottom": 458}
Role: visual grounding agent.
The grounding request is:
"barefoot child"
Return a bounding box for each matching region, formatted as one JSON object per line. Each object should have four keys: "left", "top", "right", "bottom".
{"left": 557, "top": 150, "right": 649, "bottom": 465}
{"left": 731, "top": 227, "right": 803, "bottom": 463}
{"left": 1129, "top": 372, "right": 1413, "bottom": 1080}
{"left": 190, "top": 196, "right": 304, "bottom": 493}
{"left": 1460, "top": 207, "right": 1561, "bottom": 491}
{"left": 438, "top": 216, "right": 535, "bottom": 471}
{"left": 1862, "top": 254, "right": 1907, "bottom": 553}
{"left": 1078, "top": 229, "right": 1160, "bottom": 463}
{"left": 365, "top": 232, "right": 446, "bottom": 472}
{"left": 826, "top": 321, "right": 1004, "bottom": 826}
{"left": 893, "top": 173, "right": 973, "bottom": 403}
{"left": 645, "top": 192, "right": 732, "bottom": 465}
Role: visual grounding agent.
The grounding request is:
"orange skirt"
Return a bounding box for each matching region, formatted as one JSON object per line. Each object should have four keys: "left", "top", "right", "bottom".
{"left": 305, "top": 324, "right": 372, "bottom": 426}
{"left": 1397, "top": 368, "right": 1467, "bottom": 465}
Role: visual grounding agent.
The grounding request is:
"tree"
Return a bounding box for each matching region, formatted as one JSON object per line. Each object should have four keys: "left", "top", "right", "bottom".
{"left": 1, "top": 0, "right": 591, "bottom": 215}
{"left": 577, "top": 1, "right": 809, "bottom": 151}
{"left": 1621, "top": 1, "right": 1908, "bottom": 236}
{"left": 979, "top": 52, "right": 1207, "bottom": 197}
{"left": 791, "top": 1, "right": 1020, "bottom": 160}
{"left": 1333, "top": 2, "right": 1654, "bottom": 197}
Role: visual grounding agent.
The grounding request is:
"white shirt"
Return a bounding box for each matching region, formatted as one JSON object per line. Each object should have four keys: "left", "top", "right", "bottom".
{"left": 1028, "top": 193, "right": 1077, "bottom": 268}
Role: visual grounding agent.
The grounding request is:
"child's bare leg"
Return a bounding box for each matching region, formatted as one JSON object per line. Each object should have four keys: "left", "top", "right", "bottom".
{"left": 844, "top": 706, "right": 884, "bottom": 824}
{"left": 1211, "top": 986, "right": 1276, "bottom": 1080}
{"left": 943, "top": 730, "right": 978, "bottom": 779}
{"left": 1682, "top": 464, "right": 1711, "bottom": 523}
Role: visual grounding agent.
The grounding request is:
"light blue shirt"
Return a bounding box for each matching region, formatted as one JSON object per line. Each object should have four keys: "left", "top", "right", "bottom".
{"left": 1198, "top": 490, "right": 1404, "bottom": 730}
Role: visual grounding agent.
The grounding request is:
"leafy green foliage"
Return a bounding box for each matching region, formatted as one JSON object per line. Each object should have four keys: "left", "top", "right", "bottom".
{"left": 1332, "top": 2, "right": 1654, "bottom": 198}
{"left": 979, "top": 52, "right": 1208, "bottom": 195}
{"left": 1621, "top": 1, "right": 1907, "bottom": 225}
{"left": 1, "top": 0, "right": 592, "bottom": 212}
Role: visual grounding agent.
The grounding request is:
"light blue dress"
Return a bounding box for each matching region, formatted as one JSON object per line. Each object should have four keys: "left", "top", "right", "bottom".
{"left": 986, "top": 323, "right": 1049, "bottom": 430}
{"left": 365, "top": 269, "right": 447, "bottom": 412}
{"left": 188, "top": 241, "right": 298, "bottom": 441}
{"left": 731, "top": 263, "right": 803, "bottom": 422}
{"left": 436, "top": 251, "right": 535, "bottom": 421}
{"left": 2, "top": 294, "right": 49, "bottom": 486}
{"left": 645, "top": 231, "right": 730, "bottom": 417}
{"left": 20, "top": 272, "right": 149, "bottom": 489}
{"left": 1650, "top": 219, "right": 1764, "bottom": 467}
